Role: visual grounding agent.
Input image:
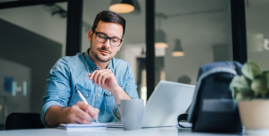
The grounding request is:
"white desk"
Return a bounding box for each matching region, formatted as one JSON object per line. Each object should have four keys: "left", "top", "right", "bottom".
{"left": 0, "top": 127, "right": 245, "bottom": 136}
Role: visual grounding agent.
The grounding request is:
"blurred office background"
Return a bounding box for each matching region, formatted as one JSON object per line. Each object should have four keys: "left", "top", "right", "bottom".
{"left": 0, "top": 0, "right": 268, "bottom": 129}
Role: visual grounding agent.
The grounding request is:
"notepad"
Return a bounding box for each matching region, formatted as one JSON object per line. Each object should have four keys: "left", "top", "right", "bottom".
{"left": 59, "top": 122, "right": 123, "bottom": 131}
{"left": 59, "top": 122, "right": 107, "bottom": 131}
{"left": 106, "top": 122, "right": 123, "bottom": 128}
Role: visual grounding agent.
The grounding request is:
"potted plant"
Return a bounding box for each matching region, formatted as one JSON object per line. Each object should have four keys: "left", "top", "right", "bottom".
{"left": 230, "top": 61, "right": 269, "bottom": 130}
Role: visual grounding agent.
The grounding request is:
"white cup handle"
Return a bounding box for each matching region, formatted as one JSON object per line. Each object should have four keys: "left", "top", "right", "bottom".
{"left": 112, "top": 104, "right": 121, "bottom": 121}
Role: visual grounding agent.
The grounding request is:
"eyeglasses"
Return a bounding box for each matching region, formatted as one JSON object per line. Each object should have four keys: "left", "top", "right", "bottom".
{"left": 93, "top": 31, "right": 122, "bottom": 47}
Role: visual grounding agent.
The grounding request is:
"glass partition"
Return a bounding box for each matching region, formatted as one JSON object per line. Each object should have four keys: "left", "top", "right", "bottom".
{"left": 154, "top": 0, "right": 233, "bottom": 86}
{"left": 0, "top": 3, "right": 66, "bottom": 127}
{"left": 245, "top": 0, "right": 269, "bottom": 70}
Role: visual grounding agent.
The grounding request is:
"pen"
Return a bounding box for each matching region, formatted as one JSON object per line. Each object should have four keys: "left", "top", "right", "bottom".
{"left": 77, "top": 90, "right": 99, "bottom": 123}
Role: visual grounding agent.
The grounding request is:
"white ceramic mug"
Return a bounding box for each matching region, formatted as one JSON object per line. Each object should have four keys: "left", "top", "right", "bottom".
{"left": 112, "top": 99, "right": 144, "bottom": 130}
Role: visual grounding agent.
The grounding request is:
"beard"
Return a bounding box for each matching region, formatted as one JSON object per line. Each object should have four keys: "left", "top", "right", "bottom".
{"left": 90, "top": 43, "right": 113, "bottom": 62}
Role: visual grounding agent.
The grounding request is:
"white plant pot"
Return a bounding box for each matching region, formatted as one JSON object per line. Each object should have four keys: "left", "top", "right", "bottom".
{"left": 238, "top": 99, "right": 269, "bottom": 129}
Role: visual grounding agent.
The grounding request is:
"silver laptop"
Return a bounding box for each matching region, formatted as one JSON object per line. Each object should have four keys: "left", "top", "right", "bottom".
{"left": 141, "top": 80, "right": 195, "bottom": 128}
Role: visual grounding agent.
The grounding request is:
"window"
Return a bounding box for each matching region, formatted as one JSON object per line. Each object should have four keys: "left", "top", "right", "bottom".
{"left": 0, "top": 3, "right": 66, "bottom": 125}
{"left": 245, "top": 0, "right": 269, "bottom": 70}
{"left": 154, "top": 0, "right": 233, "bottom": 85}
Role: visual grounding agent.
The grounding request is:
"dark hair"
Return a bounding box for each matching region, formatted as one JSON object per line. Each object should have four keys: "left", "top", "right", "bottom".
{"left": 92, "top": 11, "right": 126, "bottom": 37}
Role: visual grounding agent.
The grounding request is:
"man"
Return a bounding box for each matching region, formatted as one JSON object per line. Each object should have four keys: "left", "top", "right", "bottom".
{"left": 41, "top": 11, "right": 139, "bottom": 127}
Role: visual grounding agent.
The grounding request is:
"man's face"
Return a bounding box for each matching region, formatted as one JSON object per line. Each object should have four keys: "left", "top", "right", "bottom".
{"left": 88, "top": 21, "right": 123, "bottom": 62}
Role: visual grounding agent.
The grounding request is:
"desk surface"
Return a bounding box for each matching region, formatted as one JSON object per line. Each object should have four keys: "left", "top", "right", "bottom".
{"left": 0, "top": 127, "right": 246, "bottom": 136}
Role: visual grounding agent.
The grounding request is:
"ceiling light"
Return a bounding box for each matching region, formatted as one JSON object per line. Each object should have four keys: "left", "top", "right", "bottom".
{"left": 155, "top": 29, "right": 168, "bottom": 48}
{"left": 172, "top": 39, "right": 184, "bottom": 57}
{"left": 155, "top": 43, "right": 168, "bottom": 48}
{"left": 109, "top": 0, "right": 135, "bottom": 14}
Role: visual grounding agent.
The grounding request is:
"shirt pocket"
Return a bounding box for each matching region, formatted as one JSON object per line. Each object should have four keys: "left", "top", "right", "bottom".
{"left": 103, "top": 85, "right": 124, "bottom": 114}
{"left": 104, "top": 90, "right": 115, "bottom": 114}
{"left": 69, "top": 84, "right": 93, "bottom": 106}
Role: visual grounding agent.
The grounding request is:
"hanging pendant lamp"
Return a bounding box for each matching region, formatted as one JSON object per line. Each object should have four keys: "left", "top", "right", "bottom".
{"left": 109, "top": 0, "right": 135, "bottom": 14}
{"left": 172, "top": 39, "right": 184, "bottom": 57}
{"left": 155, "top": 13, "right": 168, "bottom": 48}
{"left": 155, "top": 29, "right": 168, "bottom": 48}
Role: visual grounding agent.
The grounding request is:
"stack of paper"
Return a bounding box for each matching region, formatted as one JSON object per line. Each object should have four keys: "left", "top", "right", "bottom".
{"left": 106, "top": 122, "right": 123, "bottom": 128}
{"left": 59, "top": 122, "right": 107, "bottom": 131}
{"left": 59, "top": 122, "right": 123, "bottom": 131}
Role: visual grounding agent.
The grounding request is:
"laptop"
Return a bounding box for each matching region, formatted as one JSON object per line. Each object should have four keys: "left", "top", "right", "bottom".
{"left": 141, "top": 80, "right": 195, "bottom": 128}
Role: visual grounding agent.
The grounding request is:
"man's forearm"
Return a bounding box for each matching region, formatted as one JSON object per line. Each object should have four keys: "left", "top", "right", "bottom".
{"left": 111, "top": 86, "right": 131, "bottom": 104}
{"left": 45, "top": 105, "right": 69, "bottom": 127}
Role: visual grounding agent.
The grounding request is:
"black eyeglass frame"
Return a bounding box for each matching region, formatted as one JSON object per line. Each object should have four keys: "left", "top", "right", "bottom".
{"left": 93, "top": 30, "right": 123, "bottom": 47}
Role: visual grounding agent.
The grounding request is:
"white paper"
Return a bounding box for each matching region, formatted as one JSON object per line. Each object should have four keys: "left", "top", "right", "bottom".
{"left": 60, "top": 122, "right": 107, "bottom": 127}
{"left": 59, "top": 122, "right": 123, "bottom": 131}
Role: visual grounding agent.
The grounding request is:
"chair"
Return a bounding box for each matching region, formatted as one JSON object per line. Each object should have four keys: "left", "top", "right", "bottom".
{"left": 0, "top": 124, "right": 5, "bottom": 130}
{"left": 5, "top": 113, "right": 45, "bottom": 130}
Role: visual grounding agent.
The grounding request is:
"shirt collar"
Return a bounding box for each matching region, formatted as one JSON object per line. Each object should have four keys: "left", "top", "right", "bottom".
{"left": 84, "top": 48, "right": 114, "bottom": 72}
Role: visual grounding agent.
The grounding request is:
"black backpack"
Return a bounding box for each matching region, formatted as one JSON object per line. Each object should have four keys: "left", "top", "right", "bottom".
{"left": 178, "top": 61, "right": 243, "bottom": 133}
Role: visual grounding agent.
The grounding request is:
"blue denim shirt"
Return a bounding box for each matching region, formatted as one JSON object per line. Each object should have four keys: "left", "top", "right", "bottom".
{"left": 40, "top": 50, "right": 139, "bottom": 127}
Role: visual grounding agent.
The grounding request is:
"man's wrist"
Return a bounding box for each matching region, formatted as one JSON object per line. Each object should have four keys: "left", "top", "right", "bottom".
{"left": 61, "top": 107, "right": 70, "bottom": 124}
{"left": 110, "top": 85, "right": 122, "bottom": 95}
{"left": 110, "top": 85, "right": 131, "bottom": 104}
{"left": 45, "top": 106, "right": 70, "bottom": 127}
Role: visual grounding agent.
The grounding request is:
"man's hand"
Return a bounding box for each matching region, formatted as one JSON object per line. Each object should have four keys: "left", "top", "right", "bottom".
{"left": 88, "top": 69, "right": 131, "bottom": 104}
{"left": 64, "top": 101, "right": 99, "bottom": 124}
{"left": 88, "top": 69, "right": 120, "bottom": 93}
{"left": 45, "top": 102, "right": 99, "bottom": 127}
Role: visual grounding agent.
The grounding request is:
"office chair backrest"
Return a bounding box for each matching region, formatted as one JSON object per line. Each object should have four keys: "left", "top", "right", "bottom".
{"left": 5, "top": 113, "right": 45, "bottom": 130}
{"left": 184, "top": 61, "right": 243, "bottom": 133}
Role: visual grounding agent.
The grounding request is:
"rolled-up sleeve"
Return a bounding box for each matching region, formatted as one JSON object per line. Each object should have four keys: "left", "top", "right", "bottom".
{"left": 40, "top": 57, "right": 71, "bottom": 127}
{"left": 124, "top": 64, "right": 139, "bottom": 99}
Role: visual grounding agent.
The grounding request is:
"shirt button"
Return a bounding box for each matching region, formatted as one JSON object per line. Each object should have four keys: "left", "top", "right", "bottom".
{"left": 98, "top": 94, "right": 100, "bottom": 97}
{"left": 86, "top": 94, "right": 88, "bottom": 97}
{"left": 109, "top": 92, "right": 111, "bottom": 95}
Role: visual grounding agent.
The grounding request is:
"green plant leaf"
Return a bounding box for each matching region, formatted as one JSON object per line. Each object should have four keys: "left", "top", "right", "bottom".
{"left": 235, "top": 90, "right": 255, "bottom": 101}
{"left": 242, "top": 61, "right": 261, "bottom": 80}
{"left": 235, "top": 92, "right": 243, "bottom": 101}
{"left": 230, "top": 75, "right": 251, "bottom": 92}
{"left": 251, "top": 73, "right": 268, "bottom": 98}
{"left": 230, "top": 75, "right": 252, "bottom": 100}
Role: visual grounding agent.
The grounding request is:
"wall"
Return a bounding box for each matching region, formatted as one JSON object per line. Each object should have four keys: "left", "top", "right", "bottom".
{"left": 0, "top": 2, "right": 68, "bottom": 115}
{"left": 0, "top": 58, "right": 31, "bottom": 124}
{"left": 0, "top": 19, "right": 62, "bottom": 113}
{"left": 0, "top": 2, "right": 67, "bottom": 56}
